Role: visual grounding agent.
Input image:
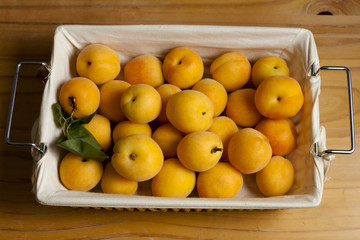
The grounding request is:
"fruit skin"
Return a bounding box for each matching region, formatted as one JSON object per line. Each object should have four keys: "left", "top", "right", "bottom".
{"left": 256, "top": 155, "right": 294, "bottom": 197}
{"left": 111, "top": 134, "right": 164, "bottom": 182}
{"left": 192, "top": 78, "right": 228, "bottom": 117}
{"left": 59, "top": 77, "right": 100, "bottom": 119}
{"left": 207, "top": 116, "right": 238, "bottom": 162}
{"left": 76, "top": 43, "right": 120, "bottom": 85}
{"left": 255, "top": 76, "right": 304, "bottom": 119}
{"left": 226, "top": 88, "right": 263, "bottom": 127}
{"left": 98, "top": 80, "right": 131, "bottom": 122}
{"left": 177, "top": 131, "right": 223, "bottom": 172}
{"left": 151, "top": 158, "right": 196, "bottom": 198}
{"left": 120, "top": 84, "right": 162, "bottom": 123}
{"left": 82, "top": 114, "right": 112, "bottom": 152}
{"left": 197, "top": 162, "right": 243, "bottom": 198}
{"left": 162, "top": 47, "right": 204, "bottom": 89}
{"left": 255, "top": 118, "right": 297, "bottom": 156}
{"left": 166, "top": 90, "right": 214, "bottom": 133}
{"left": 124, "top": 54, "right": 164, "bottom": 88}
{"left": 228, "top": 128, "right": 272, "bottom": 174}
{"left": 156, "top": 84, "right": 181, "bottom": 124}
{"left": 59, "top": 152, "right": 103, "bottom": 191}
{"left": 251, "top": 56, "right": 290, "bottom": 88}
{"left": 152, "top": 123, "right": 184, "bottom": 159}
{"left": 112, "top": 120, "right": 152, "bottom": 143}
{"left": 210, "top": 52, "right": 251, "bottom": 92}
{"left": 101, "top": 162, "right": 138, "bottom": 195}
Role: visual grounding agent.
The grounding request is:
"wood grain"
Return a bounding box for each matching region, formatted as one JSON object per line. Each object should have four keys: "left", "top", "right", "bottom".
{"left": 1, "top": 1, "right": 360, "bottom": 239}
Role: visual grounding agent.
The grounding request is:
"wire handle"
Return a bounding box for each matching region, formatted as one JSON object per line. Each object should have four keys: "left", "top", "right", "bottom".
{"left": 312, "top": 64, "right": 355, "bottom": 156}
{"left": 5, "top": 61, "right": 49, "bottom": 156}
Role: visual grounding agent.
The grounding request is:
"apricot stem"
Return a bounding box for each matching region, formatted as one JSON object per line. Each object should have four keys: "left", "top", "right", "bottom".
{"left": 211, "top": 146, "right": 223, "bottom": 154}
{"left": 129, "top": 153, "right": 137, "bottom": 160}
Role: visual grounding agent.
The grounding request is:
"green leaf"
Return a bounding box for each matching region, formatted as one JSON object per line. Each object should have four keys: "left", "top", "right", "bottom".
{"left": 52, "top": 102, "right": 108, "bottom": 162}
{"left": 52, "top": 103, "right": 66, "bottom": 126}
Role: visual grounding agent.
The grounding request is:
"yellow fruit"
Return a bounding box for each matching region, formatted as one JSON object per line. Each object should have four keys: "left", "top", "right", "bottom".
{"left": 192, "top": 78, "right": 228, "bottom": 117}
{"left": 210, "top": 52, "right": 251, "bottom": 92}
{"left": 112, "top": 134, "right": 164, "bottom": 182}
{"left": 124, "top": 54, "right": 164, "bottom": 87}
{"left": 76, "top": 43, "right": 120, "bottom": 85}
{"left": 163, "top": 47, "right": 204, "bottom": 89}
{"left": 197, "top": 162, "right": 243, "bottom": 198}
{"left": 151, "top": 158, "right": 196, "bottom": 198}
{"left": 112, "top": 120, "right": 152, "bottom": 143}
{"left": 226, "top": 88, "right": 263, "bottom": 127}
{"left": 59, "top": 152, "right": 103, "bottom": 191}
{"left": 255, "top": 118, "right": 297, "bottom": 156}
{"left": 255, "top": 76, "right": 304, "bottom": 119}
{"left": 120, "top": 84, "right": 162, "bottom": 123}
{"left": 82, "top": 114, "right": 112, "bottom": 152}
{"left": 166, "top": 90, "right": 214, "bottom": 133}
{"left": 156, "top": 84, "right": 181, "bottom": 123}
{"left": 59, "top": 77, "right": 100, "bottom": 119}
{"left": 251, "top": 56, "right": 290, "bottom": 88}
{"left": 228, "top": 128, "right": 272, "bottom": 174}
{"left": 207, "top": 116, "right": 238, "bottom": 161}
{"left": 98, "top": 80, "right": 131, "bottom": 122}
{"left": 152, "top": 123, "right": 184, "bottom": 159}
{"left": 101, "top": 162, "right": 138, "bottom": 195}
{"left": 177, "top": 131, "right": 223, "bottom": 172}
{"left": 256, "top": 155, "right": 294, "bottom": 197}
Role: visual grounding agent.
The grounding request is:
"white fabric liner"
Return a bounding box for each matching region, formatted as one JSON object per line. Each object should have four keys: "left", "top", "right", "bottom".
{"left": 31, "top": 25, "right": 332, "bottom": 209}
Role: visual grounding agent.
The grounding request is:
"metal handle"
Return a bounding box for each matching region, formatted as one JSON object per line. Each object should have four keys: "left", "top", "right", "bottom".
{"left": 5, "top": 61, "right": 49, "bottom": 156}
{"left": 312, "top": 64, "right": 355, "bottom": 156}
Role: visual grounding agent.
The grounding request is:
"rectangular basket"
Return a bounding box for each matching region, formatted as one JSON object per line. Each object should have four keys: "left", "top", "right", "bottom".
{"left": 31, "top": 25, "right": 330, "bottom": 210}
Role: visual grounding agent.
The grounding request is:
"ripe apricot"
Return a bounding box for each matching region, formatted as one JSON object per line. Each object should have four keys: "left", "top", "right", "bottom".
{"left": 228, "top": 128, "right": 272, "bottom": 174}
{"left": 197, "top": 162, "right": 243, "bottom": 198}
{"left": 256, "top": 156, "right": 294, "bottom": 197}
{"left": 156, "top": 84, "right": 181, "bottom": 124}
{"left": 151, "top": 158, "right": 196, "bottom": 198}
{"left": 58, "top": 77, "right": 100, "bottom": 119}
{"left": 152, "top": 123, "right": 184, "bottom": 159}
{"left": 112, "top": 120, "right": 152, "bottom": 143}
{"left": 226, "top": 88, "right": 263, "bottom": 127}
{"left": 98, "top": 80, "right": 131, "bottom": 122}
{"left": 82, "top": 114, "right": 112, "bottom": 152}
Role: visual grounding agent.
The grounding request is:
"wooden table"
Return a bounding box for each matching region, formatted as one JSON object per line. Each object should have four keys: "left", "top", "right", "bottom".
{"left": 1, "top": 1, "right": 360, "bottom": 239}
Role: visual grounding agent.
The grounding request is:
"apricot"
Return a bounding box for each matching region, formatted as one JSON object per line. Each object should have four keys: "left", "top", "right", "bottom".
{"left": 166, "top": 90, "right": 214, "bottom": 133}
{"left": 197, "top": 162, "right": 243, "bottom": 198}
{"left": 76, "top": 43, "right": 120, "bottom": 85}
{"left": 82, "top": 114, "right": 112, "bottom": 152}
{"left": 98, "top": 80, "right": 131, "bottom": 122}
{"left": 112, "top": 134, "right": 164, "bottom": 182}
{"left": 256, "top": 156, "right": 294, "bottom": 197}
{"left": 151, "top": 158, "right": 196, "bottom": 198}
{"left": 112, "top": 120, "right": 152, "bottom": 143}
{"left": 124, "top": 54, "right": 164, "bottom": 88}
{"left": 210, "top": 52, "right": 251, "bottom": 92}
{"left": 58, "top": 77, "right": 100, "bottom": 119}
{"left": 192, "top": 78, "right": 228, "bottom": 117}
{"left": 120, "top": 84, "right": 162, "bottom": 123}
{"left": 59, "top": 152, "right": 103, "bottom": 191}
{"left": 207, "top": 116, "right": 238, "bottom": 161}
{"left": 255, "top": 76, "right": 304, "bottom": 119}
{"left": 177, "top": 131, "right": 223, "bottom": 172}
{"left": 251, "top": 56, "right": 290, "bottom": 87}
{"left": 255, "top": 118, "right": 297, "bottom": 156}
{"left": 156, "top": 84, "right": 181, "bottom": 124}
{"left": 152, "top": 123, "right": 184, "bottom": 159}
{"left": 228, "top": 128, "right": 272, "bottom": 174}
{"left": 163, "top": 47, "right": 204, "bottom": 89}
{"left": 226, "top": 88, "right": 263, "bottom": 127}
{"left": 101, "top": 162, "right": 138, "bottom": 195}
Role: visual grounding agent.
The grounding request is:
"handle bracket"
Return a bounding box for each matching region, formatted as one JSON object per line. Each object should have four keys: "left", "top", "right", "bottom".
{"left": 5, "top": 61, "right": 50, "bottom": 156}
{"left": 311, "top": 64, "right": 355, "bottom": 156}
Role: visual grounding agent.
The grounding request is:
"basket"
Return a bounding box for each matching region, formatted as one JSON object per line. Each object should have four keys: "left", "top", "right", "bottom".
{"left": 5, "top": 25, "right": 355, "bottom": 210}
